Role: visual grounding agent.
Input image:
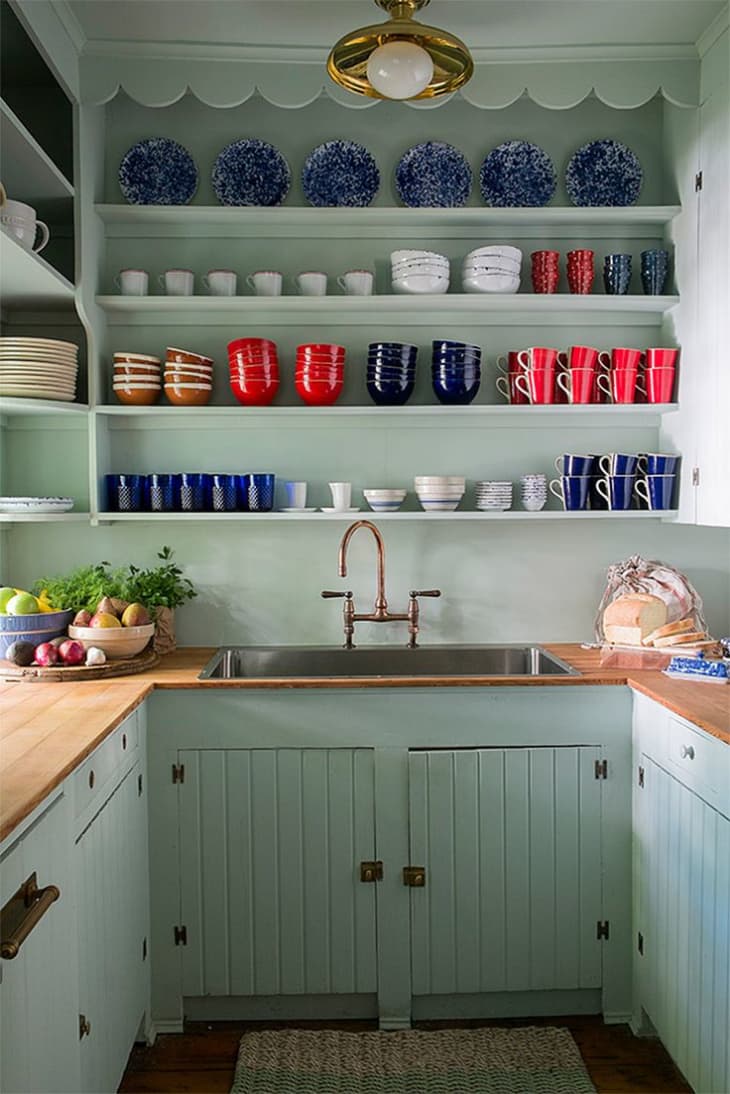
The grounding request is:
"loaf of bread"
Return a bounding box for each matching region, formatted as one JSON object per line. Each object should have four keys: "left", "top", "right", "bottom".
{"left": 603, "top": 594, "right": 667, "bottom": 646}
{"left": 653, "top": 631, "right": 707, "bottom": 648}
{"left": 642, "top": 617, "right": 694, "bottom": 646}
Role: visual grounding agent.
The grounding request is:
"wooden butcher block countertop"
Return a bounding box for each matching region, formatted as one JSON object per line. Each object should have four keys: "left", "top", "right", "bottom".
{"left": 1, "top": 643, "right": 728, "bottom": 843}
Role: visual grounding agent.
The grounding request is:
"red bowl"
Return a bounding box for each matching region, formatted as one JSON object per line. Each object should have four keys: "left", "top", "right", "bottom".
{"left": 297, "top": 342, "right": 346, "bottom": 355}
{"left": 295, "top": 376, "right": 343, "bottom": 406}
{"left": 229, "top": 351, "right": 279, "bottom": 367}
{"left": 230, "top": 377, "right": 279, "bottom": 406}
{"left": 228, "top": 337, "right": 277, "bottom": 353}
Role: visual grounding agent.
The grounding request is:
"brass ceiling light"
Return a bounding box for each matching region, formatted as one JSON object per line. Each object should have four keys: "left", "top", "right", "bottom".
{"left": 327, "top": 0, "right": 474, "bottom": 101}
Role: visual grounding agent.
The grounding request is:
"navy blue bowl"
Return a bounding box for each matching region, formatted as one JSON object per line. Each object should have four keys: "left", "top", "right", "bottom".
{"left": 368, "top": 354, "right": 418, "bottom": 367}
{"left": 368, "top": 367, "right": 417, "bottom": 378}
{"left": 432, "top": 367, "right": 481, "bottom": 381}
{"left": 369, "top": 342, "right": 418, "bottom": 353}
{"left": 432, "top": 340, "right": 480, "bottom": 353}
{"left": 432, "top": 374, "right": 481, "bottom": 405}
{"left": 432, "top": 353, "right": 482, "bottom": 367}
{"left": 367, "top": 380, "right": 414, "bottom": 406}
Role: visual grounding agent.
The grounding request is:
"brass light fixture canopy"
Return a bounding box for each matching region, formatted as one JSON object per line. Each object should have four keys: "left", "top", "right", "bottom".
{"left": 327, "top": 0, "right": 474, "bottom": 101}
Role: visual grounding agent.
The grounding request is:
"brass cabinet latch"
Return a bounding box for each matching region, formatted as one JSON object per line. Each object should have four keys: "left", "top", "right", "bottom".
{"left": 360, "top": 860, "right": 383, "bottom": 883}
{"left": 403, "top": 866, "right": 426, "bottom": 887}
{"left": 1, "top": 872, "right": 60, "bottom": 960}
{"left": 79, "top": 1014, "right": 91, "bottom": 1040}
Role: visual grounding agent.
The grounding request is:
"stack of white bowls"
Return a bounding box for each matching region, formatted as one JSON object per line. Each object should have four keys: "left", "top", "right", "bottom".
{"left": 391, "top": 250, "right": 450, "bottom": 295}
{"left": 363, "top": 489, "right": 407, "bottom": 513}
{"left": 414, "top": 476, "right": 465, "bottom": 512}
{"left": 520, "top": 473, "right": 547, "bottom": 511}
{"left": 462, "top": 246, "right": 522, "bottom": 294}
{"left": 475, "top": 481, "right": 513, "bottom": 511}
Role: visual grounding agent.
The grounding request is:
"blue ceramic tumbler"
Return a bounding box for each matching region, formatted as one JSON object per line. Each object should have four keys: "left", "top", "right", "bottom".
{"left": 106, "top": 473, "right": 145, "bottom": 512}
{"left": 148, "top": 473, "right": 180, "bottom": 512}
{"left": 180, "top": 473, "right": 211, "bottom": 512}
{"left": 641, "top": 249, "right": 669, "bottom": 295}
{"left": 603, "top": 253, "right": 632, "bottom": 295}
{"left": 240, "top": 473, "right": 275, "bottom": 512}
{"left": 211, "top": 474, "right": 238, "bottom": 512}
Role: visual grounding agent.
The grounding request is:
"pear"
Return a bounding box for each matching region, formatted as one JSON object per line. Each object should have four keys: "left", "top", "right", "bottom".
{"left": 96, "top": 596, "right": 118, "bottom": 618}
{"left": 121, "top": 602, "right": 150, "bottom": 627}
{"left": 73, "top": 609, "right": 93, "bottom": 627}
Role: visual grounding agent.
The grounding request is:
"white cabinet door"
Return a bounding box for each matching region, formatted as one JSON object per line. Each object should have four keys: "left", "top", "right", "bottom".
{"left": 178, "top": 749, "right": 377, "bottom": 998}
{"left": 638, "top": 758, "right": 730, "bottom": 1094}
{"left": 76, "top": 762, "right": 149, "bottom": 1094}
{"left": 0, "top": 794, "right": 80, "bottom": 1094}
{"left": 408, "top": 748, "right": 603, "bottom": 996}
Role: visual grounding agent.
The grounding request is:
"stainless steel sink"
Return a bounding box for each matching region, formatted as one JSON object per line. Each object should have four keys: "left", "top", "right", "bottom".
{"left": 199, "top": 644, "right": 578, "bottom": 680}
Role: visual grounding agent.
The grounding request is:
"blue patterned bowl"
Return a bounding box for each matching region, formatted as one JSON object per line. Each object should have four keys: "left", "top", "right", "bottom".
{"left": 0, "top": 609, "right": 74, "bottom": 657}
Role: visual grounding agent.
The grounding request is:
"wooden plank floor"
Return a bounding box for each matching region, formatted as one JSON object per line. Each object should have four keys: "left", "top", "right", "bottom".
{"left": 119, "top": 1015, "right": 692, "bottom": 1093}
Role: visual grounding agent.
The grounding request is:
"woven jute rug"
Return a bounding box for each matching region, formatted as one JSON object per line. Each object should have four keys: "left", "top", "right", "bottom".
{"left": 231, "top": 1026, "right": 597, "bottom": 1093}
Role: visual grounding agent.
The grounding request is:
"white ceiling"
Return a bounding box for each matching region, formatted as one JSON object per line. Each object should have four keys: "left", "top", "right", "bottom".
{"left": 64, "top": 1, "right": 726, "bottom": 52}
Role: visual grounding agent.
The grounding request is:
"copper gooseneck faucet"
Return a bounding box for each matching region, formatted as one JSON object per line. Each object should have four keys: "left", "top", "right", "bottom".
{"left": 322, "top": 520, "right": 440, "bottom": 648}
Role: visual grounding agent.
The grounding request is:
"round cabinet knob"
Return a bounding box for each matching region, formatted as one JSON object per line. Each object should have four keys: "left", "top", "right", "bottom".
{"left": 680, "top": 744, "right": 695, "bottom": 760}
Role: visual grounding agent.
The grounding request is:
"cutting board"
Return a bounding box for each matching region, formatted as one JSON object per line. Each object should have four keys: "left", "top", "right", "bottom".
{"left": 0, "top": 645, "right": 159, "bottom": 682}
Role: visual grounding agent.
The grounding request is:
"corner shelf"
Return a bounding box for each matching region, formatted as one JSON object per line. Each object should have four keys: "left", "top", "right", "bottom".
{"left": 0, "top": 97, "right": 74, "bottom": 210}
{"left": 93, "top": 510, "right": 678, "bottom": 524}
{"left": 0, "top": 229, "right": 75, "bottom": 307}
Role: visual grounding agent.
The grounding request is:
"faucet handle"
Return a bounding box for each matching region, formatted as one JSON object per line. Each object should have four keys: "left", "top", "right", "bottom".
{"left": 409, "top": 589, "right": 441, "bottom": 598}
{"left": 321, "top": 590, "right": 353, "bottom": 599}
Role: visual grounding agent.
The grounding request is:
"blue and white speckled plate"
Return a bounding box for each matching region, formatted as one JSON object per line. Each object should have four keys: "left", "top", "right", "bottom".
{"left": 118, "top": 138, "right": 198, "bottom": 205}
{"left": 302, "top": 140, "right": 379, "bottom": 207}
{"left": 480, "top": 141, "right": 556, "bottom": 207}
{"left": 566, "top": 139, "right": 643, "bottom": 207}
{"left": 395, "top": 142, "right": 472, "bottom": 208}
{"left": 212, "top": 139, "right": 291, "bottom": 206}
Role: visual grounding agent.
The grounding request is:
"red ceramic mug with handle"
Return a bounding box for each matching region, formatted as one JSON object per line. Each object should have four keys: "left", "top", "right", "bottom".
{"left": 557, "top": 345, "right": 600, "bottom": 372}
{"left": 639, "top": 366, "right": 676, "bottom": 403}
{"left": 556, "top": 367, "right": 596, "bottom": 404}
{"left": 645, "top": 347, "right": 679, "bottom": 369}
{"left": 517, "top": 346, "right": 559, "bottom": 371}
{"left": 612, "top": 347, "right": 643, "bottom": 370}
{"left": 597, "top": 367, "right": 639, "bottom": 404}
{"left": 515, "top": 368, "right": 554, "bottom": 405}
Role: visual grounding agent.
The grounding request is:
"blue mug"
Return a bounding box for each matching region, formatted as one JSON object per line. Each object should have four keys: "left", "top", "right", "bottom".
{"left": 598, "top": 452, "right": 638, "bottom": 476}
{"left": 595, "top": 474, "right": 636, "bottom": 511}
{"left": 240, "top": 473, "right": 275, "bottom": 512}
{"left": 549, "top": 475, "right": 591, "bottom": 510}
{"left": 105, "top": 473, "right": 146, "bottom": 512}
{"left": 554, "top": 453, "right": 597, "bottom": 476}
{"left": 148, "top": 473, "right": 181, "bottom": 512}
{"left": 588, "top": 475, "right": 608, "bottom": 511}
{"left": 180, "top": 473, "right": 211, "bottom": 512}
{"left": 211, "top": 473, "right": 238, "bottom": 512}
{"left": 635, "top": 474, "right": 676, "bottom": 510}
{"left": 638, "top": 452, "right": 679, "bottom": 475}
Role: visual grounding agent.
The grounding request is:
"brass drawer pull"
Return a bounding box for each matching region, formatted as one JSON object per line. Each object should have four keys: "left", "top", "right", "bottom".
{"left": 1, "top": 872, "right": 60, "bottom": 960}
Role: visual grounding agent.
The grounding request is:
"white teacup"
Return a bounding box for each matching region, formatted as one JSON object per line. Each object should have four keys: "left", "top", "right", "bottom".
{"left": 329, "top": 481, "right": 351, "bottom": 510}
{"left": 1, "top": 198, "right": 49, "bottom": 253}
{"left": 247, "top": 271, "right": 282, "bottom": 297}
{"left": 337, "top": 270, "right": 373, "bottom": 296}
{"left": 285, "top": 481, "right": 307, "bottom": 508}
{"left": 115, "top": 269, "right": 149, "bottom": 295}
{"left": 297, "top": 271, "right": 327, "bottom": 296}
{"left": 159, "top": 269, "right": 194, "bottom": 296}
{"left": 204, "top": 270, "right": 237, "bottom": 296}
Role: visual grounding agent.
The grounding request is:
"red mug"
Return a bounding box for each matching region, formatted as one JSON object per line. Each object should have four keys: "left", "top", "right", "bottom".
{"left": 517, "top": 346, "right": 559, "bottom": 371}
{"left": 557, "top": 345, "right": 599, "bottom": 371}
{"left": 639, "top": 366, "right": 676, "bottom": 403}
{"left": 597, "top": 367, "right": 639, "bottom": 404}
{"left": 645, "top": 347, "right": 679, "bottom": 369}
{"left": 556, "top": 368, "right": 596, "bottom": 404}
{"left": 612, "top": 347, "right": 643, "bottom": 370}
{"left": 495, "top": 351, "right": 522, "bottom": 375}
{"left": 515, "top": 368, "right": 554, "bottom": 405}
{"left": 496, "top": 373, "right": 529, "bottom": 404}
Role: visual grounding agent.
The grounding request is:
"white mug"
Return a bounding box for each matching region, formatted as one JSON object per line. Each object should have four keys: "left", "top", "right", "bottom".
{"left": 285, "top": 481, "right": 307, "bottom": 508}
{"left": 328, "top": 482, "right": 351, "bottom": 510}
{"left": 337, "top": 270, "right": 373, "bottom": 296}
{"left": 159, "top": 269, "right": 194, "bottom": 296}
{"left": 0, "top": 198, "right": 49, "bottom": 253}
{"left": 297, "top": 271, "right": 327, "bottom": 296}
{"left": 115, "top": 269, "right": 149, "bottom": 295}
{"left": 204, "top": 270, "right": 237, "bottom": 296}
{"left": 247, "top": 271, "right": 282, "bottom": 297}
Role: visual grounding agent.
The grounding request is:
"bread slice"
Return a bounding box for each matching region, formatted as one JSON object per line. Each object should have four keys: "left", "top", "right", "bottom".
{"left": 603, "top": 594, "right": 667, "bottom": 646}
{"left": 642, "top": 617, "right": 695, "bottom": 646}
{"left": 654, "top": 631, "right": 707, "bottom": 648}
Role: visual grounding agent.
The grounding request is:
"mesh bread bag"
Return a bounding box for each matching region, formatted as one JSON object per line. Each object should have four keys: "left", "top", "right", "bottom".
{"left": 594, "top": 554, "right": 708, "bottom": 644}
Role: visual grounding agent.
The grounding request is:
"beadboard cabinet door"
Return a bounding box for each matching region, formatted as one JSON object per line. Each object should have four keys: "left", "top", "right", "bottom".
{"left": 408, "top": 748, "right": 604, "bottom": 996}
{"left": 76, "top": 762, "right": 149, "bottom": 1094}
{"left": 637, "top": 758, "right": 730, "bottom": 1094}
{"left": 177, "top": 749, "right": 378, "bottom": 998}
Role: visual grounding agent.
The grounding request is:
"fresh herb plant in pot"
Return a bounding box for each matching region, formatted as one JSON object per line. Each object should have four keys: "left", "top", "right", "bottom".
{"left": 120, "top": 547, "right": 196, "bottom": 654}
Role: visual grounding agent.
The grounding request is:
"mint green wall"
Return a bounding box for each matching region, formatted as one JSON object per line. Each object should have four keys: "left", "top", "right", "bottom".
{"left": 6, "top": 520, "right": 729, "bottom": 645}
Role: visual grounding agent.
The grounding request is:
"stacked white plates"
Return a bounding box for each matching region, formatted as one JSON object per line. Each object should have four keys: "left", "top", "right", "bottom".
{"left": 520, "top": 473, "right": 547, "bottom": 512}
{"left": 391, "top": 250, "right": 450, "bottom": 295}
{"left": 414, "top": 475, "right": 465, "bottom": 512}
{"left": 475, "top": 480, "right": 513, "bottom": 511}
{"left": 463, "top": 245, "right": 522, "bottom": 294}
{"left": 0, "top": 337, "right": 79, "bottom": 401}
{"left": 0, "top": 495, "right": 74, "bottom": 514}
{"left": 363, "top": 489, "right": 407, "bottom": 513}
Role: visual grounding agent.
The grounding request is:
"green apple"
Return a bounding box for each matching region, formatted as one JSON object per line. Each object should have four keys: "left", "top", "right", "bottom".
{"left": 7, "top": 592, "right": 40, "bottom": 615}
{"left": 0, "top": 587, "right": 16, "bottom": 612}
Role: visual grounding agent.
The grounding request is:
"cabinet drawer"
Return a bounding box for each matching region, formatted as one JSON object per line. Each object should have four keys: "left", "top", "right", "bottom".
{"left": 73, "top": 710, "right": 139, "bottom": 821}
{"left": 665, "top": 715, "right": 728, "bottom": 811}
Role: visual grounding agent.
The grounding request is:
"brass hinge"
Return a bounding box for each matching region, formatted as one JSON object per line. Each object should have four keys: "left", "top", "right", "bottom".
{"left": 692, "top": 467, "right": 700, "bottom": 487}
{"left": 79, "top": 1014, "right": 91, "bottom": 1040}
{"left": 172, "top": 763, "right": 185, "bottom": 784}
{"left": 174, "top": 925, "right": 187, "bottom": 946}
{"left": 638, "top": 765, "right": 645, "bottom": 788}
{"left": 596, "top": 920, "right": 610, "bottom": 941}
{"left": 360, "top": 860, "right": 383, "bottom": 883}
{"left": 638, "top": 931, "right": 644, "bottom": 955}
{"left": 595, "top": 759, "right": 608, "bottom": 780}
{"left": 695, "top": 171, "right": 703, "bottom": 192}
{"left": 403, "top": 866, "right": 426, "bottom": 887}
{"left": 137, "top": 772, "right": 143, "bottom": 796}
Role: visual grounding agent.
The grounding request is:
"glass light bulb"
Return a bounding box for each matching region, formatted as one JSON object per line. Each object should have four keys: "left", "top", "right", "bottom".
{"left": 366, "top": 40, "right": 434, "bottom": 99}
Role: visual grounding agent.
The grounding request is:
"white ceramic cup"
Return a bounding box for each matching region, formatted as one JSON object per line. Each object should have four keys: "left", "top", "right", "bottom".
{"left": 159, "top": 269, "right": 194, "bottom": 296}
{"left": 328, "top": 481, "right": 351, "bottom": 510}
{"left": 297, "top": 271, "right": 328, "bottom": 296}
{"left": 247, "top": 271, "right": 282, "bottom": 297}
{"left": 1, "top": 198, "right": 49, "bottom": 253}
{"left": 115, "top": 269, "right": 149, "bottom": 295}
{"left": 338, "top": 270, "right": 374, "bottom": 296}
{"left": 285, "top": 481, "right": 307, "bottom": 508}
{"left": 204, "top": 270, "right": 237, "bottom": 296}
